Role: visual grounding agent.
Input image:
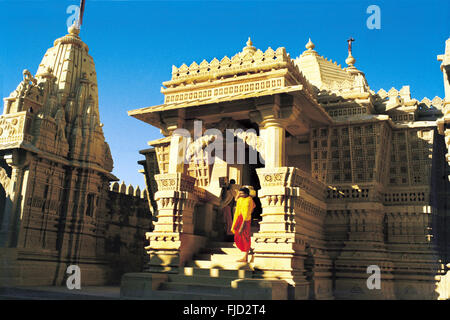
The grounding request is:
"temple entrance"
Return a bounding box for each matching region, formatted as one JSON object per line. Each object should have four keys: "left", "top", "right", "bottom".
{"left": 215, "top": 123, "right": 264, "bottom": 242}
{"left": 242, "top": 148, "right": 263, "bottom": 232}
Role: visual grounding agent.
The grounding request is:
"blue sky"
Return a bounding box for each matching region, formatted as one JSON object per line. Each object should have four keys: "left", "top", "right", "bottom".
{"left": 1, "top": 0, "right": 449, "bottom": 189}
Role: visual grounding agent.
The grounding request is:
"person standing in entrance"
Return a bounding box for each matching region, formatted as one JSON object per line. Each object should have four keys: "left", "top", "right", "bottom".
{"left": 219, "top": 179, "right": 239, "bottom": 241}
{"left": 231, "top": 187, "right": 255, "bottom": 263}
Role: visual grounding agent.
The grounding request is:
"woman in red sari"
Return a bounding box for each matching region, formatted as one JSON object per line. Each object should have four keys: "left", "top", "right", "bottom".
{"left": 231, "top": 187, "right": 255, "bottom": 263}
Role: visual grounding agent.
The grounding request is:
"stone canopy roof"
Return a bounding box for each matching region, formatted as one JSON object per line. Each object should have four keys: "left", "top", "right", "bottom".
{"left": 294, "top": 39, "right": 370, "bottom": 95}
{"left": 129, "top": 37, "right": 444, "bottom": 128}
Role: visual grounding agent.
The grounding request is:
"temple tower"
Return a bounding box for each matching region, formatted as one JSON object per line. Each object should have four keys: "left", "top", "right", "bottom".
{"left": 0, "top": 24, "right": 116, "bottom": 286}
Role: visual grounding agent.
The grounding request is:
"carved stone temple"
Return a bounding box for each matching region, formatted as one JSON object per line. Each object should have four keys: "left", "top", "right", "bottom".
{"left": 0, "top": 25, "right": 151, "bottom": 286}
{"left": 122, "top": 37, "right": 450, "bottom": 300}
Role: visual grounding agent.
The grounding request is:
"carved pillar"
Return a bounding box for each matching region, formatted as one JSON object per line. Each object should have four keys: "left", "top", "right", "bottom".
{"left": 145, "top": 173, "right": 198, "bottom": 273}
{"left": 164, "top": 115, "right": 190, "bottom": 174}
{"left": 260, "top": 120, "right": 285, "bottom": 168}
{"left": 0, "top": 150, "right": 30, "bottom": 248}
{"left": 252, "top": 166, "right": 330, "bottom": 299}
{"left": 250, "top": 97, "right": 326, "bottom": 299}
{"left": 256, "top": 98, "right": 286, "bottom": 168}
{"left": 145, "top": 115, "right": 202, "bottom": 273}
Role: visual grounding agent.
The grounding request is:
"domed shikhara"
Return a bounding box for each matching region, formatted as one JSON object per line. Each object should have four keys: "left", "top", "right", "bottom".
{"left": 0, "top": 24, "right": 117, "bottom": 256}
{"left": 2, "top": 24, "right": 113, "bottom": 173}
{"left": 294, "top": 38, "right": 368, "bottom": 95}
{"left": 37, "top": 24, "right": 95, "bottom": 106}
{"left": 0, "top": 23, "right": 153, "bottom": 288}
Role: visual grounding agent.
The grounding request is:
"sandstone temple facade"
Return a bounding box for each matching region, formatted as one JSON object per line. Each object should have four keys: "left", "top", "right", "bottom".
{"left": 0, "top": 26, "right": 151, "bottom": 286}
{"left": 122, "top": 37, "right": 450, "bottom": 300}
{"left": 1, "top": 22, "right": 449, "bottom": 300}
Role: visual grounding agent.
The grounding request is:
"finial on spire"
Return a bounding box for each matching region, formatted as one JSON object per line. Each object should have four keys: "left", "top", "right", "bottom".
{"left": 306, "top": 38, "right": 315, "bottom": 51}
{"left": 68, "top": 23, "right": 80, "bottom": 36}
{"left": 242, "top": 36, "right": 256, "bottom": 55}
{"left": 246, "top": 37, "right": 253, "bottom": 47}
{"left": 345, "top": 53, "right": 356, "bottom": 66}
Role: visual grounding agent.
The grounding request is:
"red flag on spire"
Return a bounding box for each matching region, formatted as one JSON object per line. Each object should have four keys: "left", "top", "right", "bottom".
{"left": 79, "top": 0, "right": 86, "bottom": 26}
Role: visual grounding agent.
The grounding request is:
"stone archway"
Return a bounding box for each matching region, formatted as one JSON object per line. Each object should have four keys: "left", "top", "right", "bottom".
{"left": 185, "top": 119, "right": 265, "bottom": 239}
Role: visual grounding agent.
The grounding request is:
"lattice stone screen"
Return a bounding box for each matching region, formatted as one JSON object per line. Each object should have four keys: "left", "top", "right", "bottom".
{"left": 187, "top": 150, "right": 210, "bottom": 188}
{"left": 154, "top": 143, "right": 170, "bottom": 174}
{"left": 389, "top": 129, "right": 434, "bottom": 186}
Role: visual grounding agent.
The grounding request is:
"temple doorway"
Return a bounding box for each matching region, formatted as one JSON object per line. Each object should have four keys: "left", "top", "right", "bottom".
{"left": 218, "top": 130, "right": 264, "bottom": 241}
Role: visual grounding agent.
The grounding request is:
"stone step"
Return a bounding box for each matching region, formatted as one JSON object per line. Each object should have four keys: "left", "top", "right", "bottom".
{"left": 182, "top": 267, "right": 253, "bottom": 279}
{"left": 200, "top": 247, "right": 244, "bottom": 255}
{"left": 210, "top": 253, "right": 253, "bottom": 265}
{"left": 168, "top": 274, "right": 243, "bottom": 286}
{"left": 169, "top": 275, "right": 232, "bottom": 286}
{"left": 206, "top": 241, "right": 236, "bottom": 248}
{"left": 186, "top": 259, "right": 254, "bottom": 271}
{"left": 193, "top": 253, "right": 213, "bottom": 261}
{"left": 159, "top": 281, "right": 235, "bottom": 296}
{"left": 194, "top": 253, "right": 254, "bottom": 264}
{"left": 143, "top": 289, "right": 233, "bottom": 300}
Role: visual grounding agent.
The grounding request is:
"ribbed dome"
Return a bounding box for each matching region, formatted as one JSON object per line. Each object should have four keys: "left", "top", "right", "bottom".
{"left": 294, "top": 39, "right": 354, "bottom": 90}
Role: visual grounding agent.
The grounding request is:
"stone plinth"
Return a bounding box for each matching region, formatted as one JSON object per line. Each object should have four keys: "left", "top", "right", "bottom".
{"left": 252, "top": 166, "right": 330, "bottom": 299}
{"left": 144, "top": 173, "right": 205, "bottom": 273}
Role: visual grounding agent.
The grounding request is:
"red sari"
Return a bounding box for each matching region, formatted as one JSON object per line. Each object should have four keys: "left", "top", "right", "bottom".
{"left": 232, "top": 215, "right": 251, "bottom": 252}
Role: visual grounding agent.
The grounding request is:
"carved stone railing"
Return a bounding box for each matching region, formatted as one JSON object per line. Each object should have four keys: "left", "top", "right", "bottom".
{"left": 326, "top": 184, "right": 384, "bottom": 203}
{"left": 168, "top": 47, "right": 292, "bottom": 83}
{"left": 257, "top": 166, "right": 326, "bottom": 201}
{"left": 383, "top": 189, "right": 430, "bottom": 205}
{"left": 0, "top": 111, "right": 33, "bottom": 149}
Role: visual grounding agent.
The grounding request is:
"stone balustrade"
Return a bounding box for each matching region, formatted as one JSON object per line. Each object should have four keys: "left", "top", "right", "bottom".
{"left": 110, "top": 180, "right": 148, "bottom": 199}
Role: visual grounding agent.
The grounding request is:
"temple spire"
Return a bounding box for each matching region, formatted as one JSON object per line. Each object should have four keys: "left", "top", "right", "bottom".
{"left": 242, "top": 36, "right": 256, "bottom": 55}
{"left": 300, "top": 38, "right": 318, "bottom": 57}
{"left": 306, "top": 38, "right": 315, "bottom": 51}
{"left": 246, "top": 37, "right": 253, "bottom": 47}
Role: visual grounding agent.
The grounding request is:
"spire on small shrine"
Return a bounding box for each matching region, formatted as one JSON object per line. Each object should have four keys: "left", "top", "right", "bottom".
{"left": 246, "top": 37, "right": 253, "bottom": 47}
{"left": 68, "top": 23, "right": 81, "bottom": 37}
{"left": 242, "top": 36, "right": 256, "bottom": 55}
{"left": 306, "top": 38, "right": 315, "bottom": 51}
{"left": 300, "top": 38, "right": 318, "bottom": 57}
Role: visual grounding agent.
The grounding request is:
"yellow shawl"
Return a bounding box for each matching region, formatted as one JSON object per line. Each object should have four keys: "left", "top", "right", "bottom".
{"left": 231, "top": 196, "right": 255, "bottom": 234}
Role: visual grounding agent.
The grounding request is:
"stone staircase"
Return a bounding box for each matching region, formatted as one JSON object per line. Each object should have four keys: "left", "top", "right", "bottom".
{"left": 128, "top": 241, "right": 256, "bottom": 300}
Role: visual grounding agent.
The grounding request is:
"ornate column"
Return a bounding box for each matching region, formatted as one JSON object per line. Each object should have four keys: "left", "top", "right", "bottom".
{"left": 0, "top": 150, "right": 30, "bottom": 248}
{"left": 260, "top": 120, "right": 285, "bottom": 168}
{"left": 144, "top": 117, "right": 201, "bottom": 273}
{"left": 250, "top": 96, "right": 329, "bottom": 299}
